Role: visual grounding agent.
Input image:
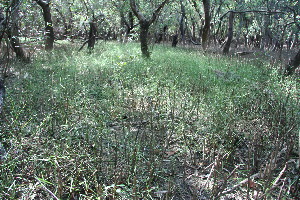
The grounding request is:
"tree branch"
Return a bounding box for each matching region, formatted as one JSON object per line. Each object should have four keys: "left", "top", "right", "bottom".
{"left": 120, "top": 11, "right": 130, "bottom": 29}
{"left": 220, "top": 10, "right": 284, "bottom": 20}
{"left": 129, "top": 0, "right": 146, "bottom": 21}
{"left": 189, "top": 0, "right": 202, "bottom": 19}
{"left": 34, "top": 0, "right": 48, "bottom": 7}
{"left": 150, "top": 0, "right": 170, "bottom": 24}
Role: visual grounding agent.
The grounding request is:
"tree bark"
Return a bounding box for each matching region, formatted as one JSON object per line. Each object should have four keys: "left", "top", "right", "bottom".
{"left": 128, "top": 12, "right": 134, "bottom": 33}
{"left": 129, "top": 0, "right": 169, "bottom": 58}
{"left": 291, "top": 30, "right": 299, "bottom": 49}
{"left": 0, "top": 13, "right": 5, "bottom": 45}
{"left": 179, "top": 0, "right": 186, "bottom": 44}
{"left": 223, "top": 12, "right": 234, "bottom": 55}
{"left": 140, "top": 21, "right": 150, "bottom": 57}
{"left": 202, "top": 0, "right": 211, "bottom": 50}
{"left": 172, "top": 34, "right": 178, "bottom": 47}
{"left": 0, "top": 79, "right": 5, "bottom": 114}
{"left": 88, "top": 21, "right": 97, "bottom": 50}
{"left": 155, "top": 26, "right": 167, "bottom": 44}
{"left": 261, "top": 14, "right": 272, "bottom": 49}
{"left": 2, "top": 0, "right": 28, "bottom": 61}
{"left": 34, "top": 0, "right": 54, "bottom": 51}
{"left": 284, "top": 49, "right": 300, "bottom": 76}
{"left": 120, "top": 11, "right": 137, "bottom": 42}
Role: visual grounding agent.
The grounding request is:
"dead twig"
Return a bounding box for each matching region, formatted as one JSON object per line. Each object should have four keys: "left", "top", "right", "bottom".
{"left": 259, "top": 160, "right": 290, "bottom": 198}
{"left": 215, "top": 165, "right": 239, "bottom": 199}
{"left": 35, "top": 177, "right": 59, "bottom": 200}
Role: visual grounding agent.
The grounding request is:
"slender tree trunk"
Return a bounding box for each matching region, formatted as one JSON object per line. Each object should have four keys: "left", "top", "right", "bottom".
{"left": 120, "top": 11, "right": 134, "bottom": 41}
{"left": 67, "top": 5, "right": 73, "bottom": 39}
{"left": 10, "top": 37, "right": 28, "bottom": 60}
{"left": 223, "top": 12, "right": 234, "bottom": 55}
{"left": 191, "top": 20, "right": 196, "bottom": 41}
{"left": 129, "top": 12, "right": 134, "bottom": 31}
{"left": 0, "top": 79, "right": 5, "bottom": 114}
{"left": 172, "top": 34, "right": 178, "bottom": 47}
{"left": 0, "top": 11, "right": 4, "bottom": 44}
{"left": 88, "top": 21, "right": 97, "bottom": 50}
{"left": 34, "top": 0, "right": 54, "bottom": 51}
{"left": 291, "top": 31, "right": 298, "bottom": 49}
{"left": 202, "top": 0, "right": 210, "bottom": 50}
{"left": 140, "top": 21, "right": 150, "bottom": 58}
{"left": 261, "top": 14, "right": 272, "bottom": 50}
{"left": 179, "top": 0, "right": 186, "bottom": 44}
{"left": 284, "top": 49, "right": 300, "bottom": 76}
{"left": 163, "top": 25, "right": 167, "bottom": 42}
{"left": 155, "top": 26, "right": 167, "bottom": 44}
{"left": 155, "top": 33, "right": 163, "bottom": 44}
{"left": 9, "top": 0, "right": 28, "bottom": 61}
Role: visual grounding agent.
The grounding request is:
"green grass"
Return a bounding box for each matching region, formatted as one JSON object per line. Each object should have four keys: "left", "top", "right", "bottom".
{"left": 0, "top": 41, "right": 299, "bottom": 199}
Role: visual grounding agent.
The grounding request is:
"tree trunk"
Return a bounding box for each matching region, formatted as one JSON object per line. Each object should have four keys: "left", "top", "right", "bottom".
{"left": 291, "top": 31, "right": 299, "bottom": 49}
{"left": 202, "top": 0, "right": 211, "bottom": 50}
{"left": 0, "top": 11, "right": 4, "bottom": 44}
{"left": 140, "top": 21, "right": 150, "bottom": 58}
{"left": 261, "top": 14, "right": 272, "bottom": 50}
{"left": 179, "top": 0, "right": 186, "bottom": 44}
{"left": 155, "top": 33, "right": 163, "bottom": 44}
{"left": 88, "top": 21, "right": 97, "bottom": 50}
{"left": 7, "top": 0, "right": 28, "bottom": 61}
{"left": 129, "top": 0, "right": 169, "bottom": 58}
{"left": 120, "top": 11, "right": 135, "bottom": 41}
{"left": 0, "top": 79, "right": 5, "bottom": 114}
{"left": 129, "top": 12, "right": 134, "bottom": 31}
{"left": 172, "top": 34, "right": 178, "bottom": 47}
{"left": 163, "top": 25, "right": 168, "bottom": 42}
{"left": 223, "top": 12, "right": 234, "bottom": 55}
{"left": 284, "top": 49, "right": 300, "bottom": 76}
{"left": 191, "top": 20, "right": 196, "bottom": 41}
{"left": 10, "top": 37, "right": 28, "bottom": 61}
{"left": 35, "top": 0, "right": 54, "bottom": 51}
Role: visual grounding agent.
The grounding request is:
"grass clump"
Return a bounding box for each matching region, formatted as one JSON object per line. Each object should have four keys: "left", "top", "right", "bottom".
{"left": 0, "top": 42, "right": 299, "bottom": 199}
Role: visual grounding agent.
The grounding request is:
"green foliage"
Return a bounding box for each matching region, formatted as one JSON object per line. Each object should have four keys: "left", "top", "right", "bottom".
{"left": 0, "top": 42, "right": 299, "bottom": 199}
{"left": 0, "top": 1, "right": 10, "bottom": 8}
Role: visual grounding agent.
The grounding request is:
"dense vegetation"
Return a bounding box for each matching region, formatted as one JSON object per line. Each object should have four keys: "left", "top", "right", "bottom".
{"left": 0, "top": 42, "right": 299, "bottom": 199}
{"left": 0, "top": 0, "right": 299, "bottom": 199}
{"left": 1, "top": 0, "right": 299, "bottom": 59}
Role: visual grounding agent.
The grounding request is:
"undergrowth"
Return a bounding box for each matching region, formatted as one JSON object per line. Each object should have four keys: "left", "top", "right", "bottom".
{"left": 0, "top": 42, "right": 299, "bottom": 199}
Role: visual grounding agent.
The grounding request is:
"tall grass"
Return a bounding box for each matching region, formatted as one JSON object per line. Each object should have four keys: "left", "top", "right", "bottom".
{"left": 0, "top": 41, "right": 299, "bottom": 199}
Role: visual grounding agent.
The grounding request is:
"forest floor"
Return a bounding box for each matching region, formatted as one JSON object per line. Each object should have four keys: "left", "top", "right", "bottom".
{"left": 0, "top": 41, "right": 299, "bottom": 200}
{"left": 175, "top": 42, "right": 298, "bottom": 64}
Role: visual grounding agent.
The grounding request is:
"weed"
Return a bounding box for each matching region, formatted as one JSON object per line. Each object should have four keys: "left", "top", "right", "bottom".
{"left": 0, "top": 42, "right": 299, "bottom": 199}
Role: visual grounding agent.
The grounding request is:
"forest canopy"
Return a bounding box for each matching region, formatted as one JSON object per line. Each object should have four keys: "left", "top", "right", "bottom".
{"left": 0, "top": 0, "right": 299, "bottom": 59}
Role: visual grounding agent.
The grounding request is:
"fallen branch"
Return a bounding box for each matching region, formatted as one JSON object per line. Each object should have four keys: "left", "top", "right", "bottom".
{"left": 78, "top": 36, "right": 103, "bottom": 52}
{"left": 221, "top": 173, "right": 261, "bottom": 195}
{"left": 215, "top": 166, "right": 238, "bottom": 198}
{"left": 78, "top": 39, "right": 89, "bottom": 52}
{"left": 259, "top": 161, "right": 291, "bottom": 198}
{"left": 235, "top": 51, "right": 254, "bottom": 56}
